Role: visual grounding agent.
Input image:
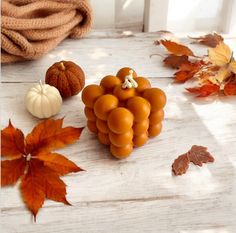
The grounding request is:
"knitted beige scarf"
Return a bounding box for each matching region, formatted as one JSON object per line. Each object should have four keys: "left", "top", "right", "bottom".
{"left": 1, "top": 0, "right": 93, "bottom": 63}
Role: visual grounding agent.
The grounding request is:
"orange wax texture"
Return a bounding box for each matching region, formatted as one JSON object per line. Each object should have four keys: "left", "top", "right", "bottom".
{"left": 82, "top": 67, "right": 166, "bottom": 159}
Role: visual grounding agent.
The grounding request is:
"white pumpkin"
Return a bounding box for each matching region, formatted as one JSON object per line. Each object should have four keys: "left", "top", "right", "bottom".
{"left": 25, "top": 82, "right": 62, "bottom": 119}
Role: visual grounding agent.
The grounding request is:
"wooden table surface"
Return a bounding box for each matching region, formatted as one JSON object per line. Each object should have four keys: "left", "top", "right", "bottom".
{"left": 1, "top": 30, "right": 236, "bottom": 233}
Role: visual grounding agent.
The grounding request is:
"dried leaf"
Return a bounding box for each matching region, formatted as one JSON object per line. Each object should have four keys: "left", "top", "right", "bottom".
{"left": 188, "top": 145, "right": 214, "bottom": 166}
{"left": 163, "top": 54, "right": 189, "bottom": 69}
{"left": 1, "top": 118, "right": 84, "bottom": 219}
{"left": 172, "top": 145, "right": 214, "bottom": 176}
{"left": 208, "top": 42, "right": 232, "bottom": 66}
{"left": 174, "top": 61, "right": 203, "bottom": 83}
{"left": 159, "top": 40, "right": 195, "bottom": 57}
{"left": 190, "top": 33, "right": 223, "bottom": 47}
{"left": 186, "top": 84, "right": 220, "bottom": 97}
{"left": 224, "top": 78, "right": 236, "bottom": 95}
{"left": 37, "top": 152, "right": 83, "bottom": 176}
{"left": 1, "top": 120, "right": 25, "bottom": 158}
{"left": 21, "top": 160, "right": 46, "bottom": 219}
{"left": 1, "top": 158, "right": 26, "bottom": 186}
{"left": 25, "top": 118, "right": 84, "bottom": 155}
{"left": 172, "top": 153, "right": 189, "bottom": 175}
{"left": 229, "top": 61, "right": 236, "bottom": 74}
{"left": 208, "top": 67, "right": 231, "bottom": 85}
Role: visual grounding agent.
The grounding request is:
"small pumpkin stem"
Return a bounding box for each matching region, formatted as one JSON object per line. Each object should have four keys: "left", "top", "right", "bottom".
{"left": 59, "top": 62, "right": 66, "bottom": 71}
{"left": 39, "top": 80, "right": 45, "bottom": 94}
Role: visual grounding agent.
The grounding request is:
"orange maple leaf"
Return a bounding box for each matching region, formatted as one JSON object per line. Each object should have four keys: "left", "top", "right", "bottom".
{"left": 224, "top": 77, "right": 236, "bottom": 96}
{"left": 159, "top": 40, "right": 195, "bottom": 57}
{"left": 186, "top": 84, "right": 220, "bottom": 97}
{"left": 174, "top": 61, "right": 203, "bottom": 83}
{"left": 1, "top": 119, "right": 84, "bottom": 220}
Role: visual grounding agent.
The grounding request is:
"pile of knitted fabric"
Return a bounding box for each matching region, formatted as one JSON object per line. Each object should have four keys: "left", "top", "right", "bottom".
{"left": 1, "top": 0, "right": 93, "bottom": 63}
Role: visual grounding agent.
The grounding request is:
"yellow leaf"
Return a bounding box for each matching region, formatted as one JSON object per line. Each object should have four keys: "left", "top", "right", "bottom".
{"left": 229, "top": 61, "right": 236, "bottom": 74}
{"left": 208, "top": 67, "right": 230, "bottom": 84}
{"left": 208, "top": 42, "right": 232, "bottom": 66}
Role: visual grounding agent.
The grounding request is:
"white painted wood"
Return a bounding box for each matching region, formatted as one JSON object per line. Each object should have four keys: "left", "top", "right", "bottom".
{"left": 144, "top": 0, "right": 169, "bottom": 32}
{"left": 2, "top": 30, "right": 236, "bottom": 83}
{"left": 90, "top": 0, "right": 115, "bottom": 29}
{"left": 115, "top": 0, "right": 144, "bottom": 31}
{"left": 1, "top": 30, "right": 236, "bottom": 233}
{"left": 90, "top": 0, "right": 144, "bottom": 31}
{"left": 220, "top": 0, "right": 236, "bottom": 35}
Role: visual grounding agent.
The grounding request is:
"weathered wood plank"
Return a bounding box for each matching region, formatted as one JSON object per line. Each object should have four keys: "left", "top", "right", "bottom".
{"left": 2, "top": 31, "right": 235, "bottom": 83}
{"left": 1, "top": 79, "right": 235, "bottom": 209}
{"left": 1, "top": 197, "right": 236, "bottom": 233}
{"left": 1, "top": 31, "right": 236, "bottom": 233}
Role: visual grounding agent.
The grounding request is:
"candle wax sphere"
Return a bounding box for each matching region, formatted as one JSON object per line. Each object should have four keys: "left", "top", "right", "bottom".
{"left": 148, "top": 123, "right": 162, "bottom": 137}
{"left": 82, "top": 84, "right": 104, "bottom": 108}
{"left": 135, "top": 77, "right": 151, "bottom": 93}
{"left": 110, "top": 143, "right": 133, "bottom": 159}
{"left": 149, "top": 109, "right": 164, "bottom": 125}
{"left": 96, "top": 119, "right": 109, "bottom": 134}
{"left": 84, "top": 107, "right": 96, "bottom": 121}
{"left": 113, "top": 85, "right": 135, "bottom": 101}
{"left": 98, "top": 132, "right": 110, "bottom": 145}
{"left": 133, "top": 119, "right": 149, "bottom": 136}
{"left": 142, "top": 88, "right": 166, "bottom": 112}
{"left": 109, "top": 129, "right": 133, "bottom": 147}
{"left": 133, "top": 132, "right": 148, "bottom": 147}
{"left": 87, "top": 120, "right": 98, "bottom": 134}
{"left": 116, "top": 67, "right": 137, "bottom": 82}
{"left": 127, "top": 96, "right": 151, "bottom": 122}
{"left": 94, "top": 94, "right": 119, "bottom": 120}
{"left": 108, "top": 107, "right": 134, "bottom": 134}
{"left": 100, "top": 75, "right": 121, "bottom": 93}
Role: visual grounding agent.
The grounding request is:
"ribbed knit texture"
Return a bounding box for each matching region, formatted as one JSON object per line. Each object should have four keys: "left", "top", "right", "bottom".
{"left": 1, "top": 0, "right": 93, "bottom": 63}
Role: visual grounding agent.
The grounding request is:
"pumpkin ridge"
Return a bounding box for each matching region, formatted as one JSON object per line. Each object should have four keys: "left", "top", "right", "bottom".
{"left": 62, "top": 72, "right": 72, "bottom": 97}
{"left": 69, "top": 67, "right": 85, "bottom": 89}
{"left": 66, "top": 69, "right": 82, "bottom": 95}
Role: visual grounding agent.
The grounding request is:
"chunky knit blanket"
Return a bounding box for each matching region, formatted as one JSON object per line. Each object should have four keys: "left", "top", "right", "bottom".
{"left": 1, "top": 0, "right": 93, "bottom": 63}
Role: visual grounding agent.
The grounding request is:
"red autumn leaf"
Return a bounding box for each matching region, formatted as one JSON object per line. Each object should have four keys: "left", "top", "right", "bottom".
{"left": 188, "top": 145, "right": 214, "bottom": 166}
{"left": 189, "top": 33, "right": 223, "bottom": 48}
{"left": 224, "top": 79, "right": 236, "bottom": 95}
{"left": 186, "top": 84, "right": 220, "bottom": 97}
{"left": 25, "top": 118, "right": 83, "bottom": 156}
{"left": 37, "top": 152, "right": 83, "bottom": 176}
{"left": 1, "top": 120, "right": 25, "bottom": 158}
{"left": 1, "top": 158, "right": 26, "bottom": 186}
{"left": 163, "top": 54, "right": 189, "bottom": 69}
{"left": 159, "top": 40, "right": 195, "bottom": 57}
{"left": 1, "top": 118, "right": 84, "bottom": 220}
{"left": 174, "top": 61, "right": 203, "bottom": 83}
{"left": 172, "top": 153, "right": 189, "bottom": 175}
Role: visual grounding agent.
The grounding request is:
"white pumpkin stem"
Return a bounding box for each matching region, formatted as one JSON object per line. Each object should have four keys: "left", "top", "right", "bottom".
{"left": 39, "top": 80, "right": 45, "bottom": 94}
{"left": 122, "top": 70, "right": 138, "bottom": 89}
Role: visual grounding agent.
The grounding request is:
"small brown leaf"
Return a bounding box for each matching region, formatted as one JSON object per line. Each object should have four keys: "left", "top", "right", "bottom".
{"left": 159, "top": 40, "right": 195, "bottom": 56}
{"left": 163, "top": 55, "right": 189, "bottom": 69}
{"left": 172, "top": 153, "right": 189, "bottom": 175}
{"left": 188, "top": 145, "right": 214, "bottom": 166}
{"left": 190, "top": 33, "right": 223, "bottom": 48}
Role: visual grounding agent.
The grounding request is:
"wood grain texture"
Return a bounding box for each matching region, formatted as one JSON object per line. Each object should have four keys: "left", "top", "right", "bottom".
{"left": 1, "top": 30, "right": 236, "bottom": 233}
